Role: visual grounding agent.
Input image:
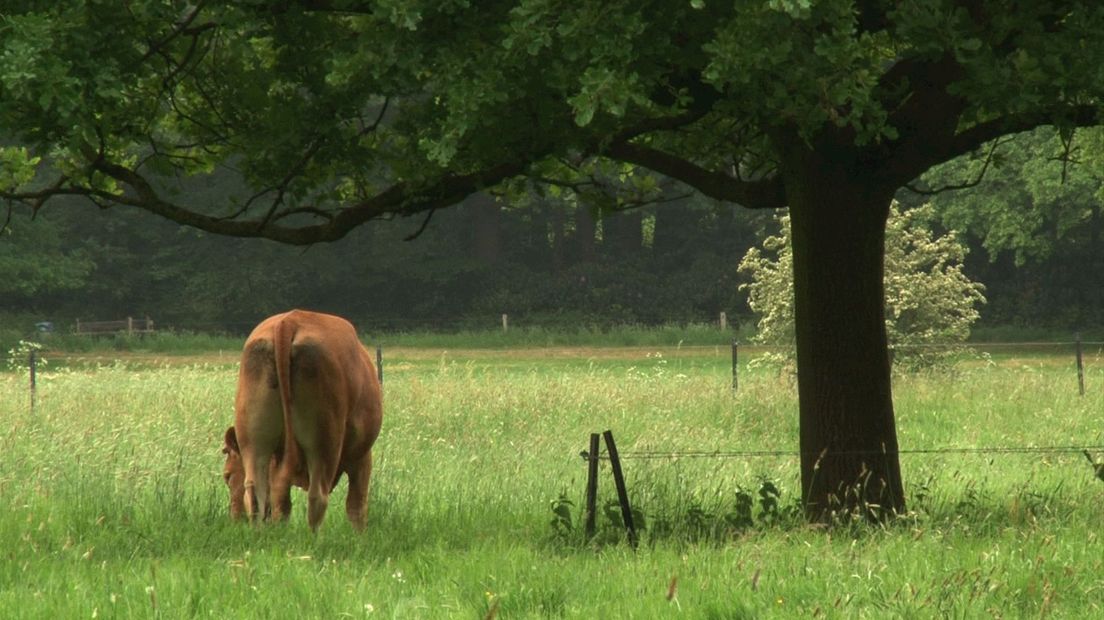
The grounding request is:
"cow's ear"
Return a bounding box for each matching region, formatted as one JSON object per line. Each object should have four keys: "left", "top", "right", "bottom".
{"left": 223, "top": 427, "right": 240, "bottom": 455}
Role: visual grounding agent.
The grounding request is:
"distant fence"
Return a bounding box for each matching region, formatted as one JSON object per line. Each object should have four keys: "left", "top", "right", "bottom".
{"left": 68, "top": 312, "right": 743, "bottom": 336}
{"left": 75, "top": 317, "right": 155, "bottom": 336}
{"left": 728, "top": 336, "right": 1102, "bottom": 396}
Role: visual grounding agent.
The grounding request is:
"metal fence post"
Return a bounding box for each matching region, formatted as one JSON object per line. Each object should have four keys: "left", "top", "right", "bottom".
{"left": 1076, "top": 333, "right": 1085, "bottom": 396}
{"left": 584, "top": 433, "right": 600, "bottom": 541}
{"left": 376, "top": 345, "right": 383, "bottom": 386}
{"left": 29, "top": 349, "right": 37, "bottom": 413}
{"left": 731, "top": 339, "right": 738, "bottom": 392}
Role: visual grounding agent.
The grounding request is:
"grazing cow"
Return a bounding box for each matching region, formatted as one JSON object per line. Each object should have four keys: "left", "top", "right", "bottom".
{"left": 221, "top": 310, "right": 382, "bottom": 530}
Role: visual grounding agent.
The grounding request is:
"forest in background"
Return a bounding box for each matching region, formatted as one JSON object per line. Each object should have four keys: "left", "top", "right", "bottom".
{"left": 3, "top": 127, "right": 1103, "bottom": 339}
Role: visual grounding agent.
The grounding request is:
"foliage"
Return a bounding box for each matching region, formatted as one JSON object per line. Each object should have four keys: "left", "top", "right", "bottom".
{"left": 919, "top": 128, "right": 1104, "bottom": 266}
{"left": 2, "top": 3, "right": 1102, "bottom": 238}
{"left": 739, "top": 203, "right": 986, "bottom": 361}
{"left": 910, "top": 127, "right": 1104, "bottom": 326}
{"left": 0, "top": 190, "right": 761, "bottom": 332}
{"left": 5, "top": 339, "right": 44, "bottom": 373}
{"left": 0, "top": 208, "right": 93, "bottom": 298}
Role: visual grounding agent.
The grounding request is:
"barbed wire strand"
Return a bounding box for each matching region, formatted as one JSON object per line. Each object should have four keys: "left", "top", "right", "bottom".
{"left": 582, "top": 445, "right": 1104, "bottom": 461}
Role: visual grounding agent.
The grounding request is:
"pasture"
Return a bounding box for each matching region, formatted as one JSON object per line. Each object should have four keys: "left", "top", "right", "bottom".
{"left": 1, "top": 344, "right": 1103, "bottom": 618}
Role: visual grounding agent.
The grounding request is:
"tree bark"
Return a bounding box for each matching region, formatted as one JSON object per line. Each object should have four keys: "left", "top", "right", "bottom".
{"left": 780, "top": 138, "right": 905, "bottom": 521}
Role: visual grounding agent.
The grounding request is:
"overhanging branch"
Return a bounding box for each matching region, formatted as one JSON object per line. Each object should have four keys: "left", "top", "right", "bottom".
{"left": 0, "top": 156, "right": 530, "bottom": 245}
{"left": 941, "top": 105, "right": 1102, "bottom": 163}
{"left": 604, "top": 142, "right": 785, "bottom": 209}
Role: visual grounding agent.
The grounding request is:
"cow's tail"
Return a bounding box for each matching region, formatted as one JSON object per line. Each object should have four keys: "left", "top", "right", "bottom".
{"left": 273, "top": 314, "right": 297, "bottom": 465}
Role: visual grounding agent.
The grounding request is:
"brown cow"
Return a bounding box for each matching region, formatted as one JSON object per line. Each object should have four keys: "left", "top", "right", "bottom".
{"left": 221, "top": 310, "right": 382, "bottom": 531}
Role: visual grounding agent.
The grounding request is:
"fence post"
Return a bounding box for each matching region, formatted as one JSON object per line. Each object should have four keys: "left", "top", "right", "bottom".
{"left": 127, "top": 316, "right": 134, "bottom": 335}
{"left": 501, "top": 313, "right": 509, "bottom": 332}
{"left": 376, "top": 345, "right": 383, "bottom": 386}
{"left": 1075, "top": 333, "right": 1085, "bottom": 396}
{"left": 76, "top": 319, "right": 82, "bottom": 335}
{"left": 602, "top": 430, "right": 638, "bottom": 549}
{"left": 584, "top": 433, "right": 600, "bottom": 541}
{"left": 731, "top": 339, "right": 738, "bottom": 392}
{"left": 719, "top": 312, "right": 727, "bottom": 331}
{"left": 29, "top": 349, "right": 37, "bottom": 413}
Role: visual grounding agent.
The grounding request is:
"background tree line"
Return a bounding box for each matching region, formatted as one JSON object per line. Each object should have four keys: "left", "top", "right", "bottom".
{"left": 2, "top": 127, "right": 1102, "bottom": 338}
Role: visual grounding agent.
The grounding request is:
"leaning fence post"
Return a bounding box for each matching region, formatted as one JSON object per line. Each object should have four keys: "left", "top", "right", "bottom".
{"left": 602, "top": 430, "right": 638, "bottom": 549}
{"left": 731, "top": 339, "right": 739, "bottom": 392}
{"left": 584, "top": 433, "right": 600, "bottom": 541}
{"left": 29, "top": 349, "right": 37, "bottom": 413}
{"left": 501, "top": 313, "right": 509, "bottom": 332}
{"left": 1075, "top": 333, "right": 1085, "bottom": 396}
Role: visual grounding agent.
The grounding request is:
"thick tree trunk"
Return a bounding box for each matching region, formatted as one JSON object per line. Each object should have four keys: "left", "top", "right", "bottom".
{"left": 781, "top": 142, "right": 905, "bottom": 522}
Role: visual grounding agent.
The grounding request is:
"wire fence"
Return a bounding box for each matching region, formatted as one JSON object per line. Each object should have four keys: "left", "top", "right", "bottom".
{"left": 583, "top": 445, "right": 1104, "bottom": 461}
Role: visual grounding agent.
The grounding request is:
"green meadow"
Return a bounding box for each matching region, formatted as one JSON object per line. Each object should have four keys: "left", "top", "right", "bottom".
{"left": 1, "top": 344, "right": 1103, "bottom": 618}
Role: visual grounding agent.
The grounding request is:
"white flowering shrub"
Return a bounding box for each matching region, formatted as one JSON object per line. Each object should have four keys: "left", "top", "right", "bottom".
{"left": 6, "top": 340, "right": 46, "bottom": 373}
{"left": 738, "top": 202, "right": 986, "bottom": 369}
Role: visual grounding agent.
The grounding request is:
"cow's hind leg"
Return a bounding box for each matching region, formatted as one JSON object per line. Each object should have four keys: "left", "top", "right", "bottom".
{"left": 268, "top": 460, "right": 294, "bottom": 521}
{"left": 244, "top": 453, "right": 272, "bottom": 523}
{"left": 294, "top": 409, "right": 340, "bottom": 531}
{"left": 236, "top": 342, "right": 283, "bottom": 524}
{"left": 305, "top": 455, "right": 339, "bottom": 531}
{"left": 344, "top": 451, "right": 373, "bottom": 531}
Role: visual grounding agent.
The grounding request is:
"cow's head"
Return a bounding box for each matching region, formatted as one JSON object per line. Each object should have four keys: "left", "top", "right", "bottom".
{"left": 222, "top": 426, "right": 246, "bottom": 519}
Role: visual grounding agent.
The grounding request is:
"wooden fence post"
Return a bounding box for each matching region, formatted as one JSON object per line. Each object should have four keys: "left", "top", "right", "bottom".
{"left": 29, "top": 349, "right": 37, "bottom": 413}
{"left": 602, "top": 430, "right": 638, "bottom": 549}
{"left": 731, "top": 339, "right": 738, "bottom": 392}
{"left": 1075, "top": 333, "right": 1085, "bottom": 396}
{"left": 502, "top": 313, "right": 509, "bottom": 332}
{"left": 584, "top": 433, "right": 600, "bottom": 541}
{"left": 127, "top": 316, "right": 134, "bottom": 335}
{"left": 719, "top": 312, "right": 727, "bottom": 331}
{"left": 376, "top": 345, "right": 384, "bottom": 386}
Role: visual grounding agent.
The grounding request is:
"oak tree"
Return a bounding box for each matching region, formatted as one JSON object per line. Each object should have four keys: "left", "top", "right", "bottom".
{"left": 2, "top": 1, "right": 1103, "bottom": 519}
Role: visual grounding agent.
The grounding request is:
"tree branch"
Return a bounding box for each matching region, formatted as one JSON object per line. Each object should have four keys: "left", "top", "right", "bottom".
{"left": 946, "top": 106, "right": 1102, "bottom": 161}
{"left": 604, "top": 142, "right": 785, "bottom": 209}
{"left": 904, "top": 136, "right": 1011, "bottom": 195}
{"left": 70, "top": 155, "right": 530, "bottom": 244}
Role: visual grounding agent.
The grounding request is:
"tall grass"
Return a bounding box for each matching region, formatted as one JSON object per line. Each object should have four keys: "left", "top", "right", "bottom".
{"left": 1, "top": 348, "right": 1102, "bottom": 617}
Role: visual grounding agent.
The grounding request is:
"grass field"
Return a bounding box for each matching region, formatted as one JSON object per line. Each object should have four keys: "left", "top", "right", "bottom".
{"left": 2, "top": 344, "right": 1103, "bottom": 618}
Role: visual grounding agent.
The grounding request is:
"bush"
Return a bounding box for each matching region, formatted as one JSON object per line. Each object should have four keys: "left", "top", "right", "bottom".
{"left": 738, "top": 202, "right": 986, "bottom": 368}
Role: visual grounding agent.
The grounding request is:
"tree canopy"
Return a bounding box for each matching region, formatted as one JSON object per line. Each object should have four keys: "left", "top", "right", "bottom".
{"left": 3, "top": 2, "right": 1098, "bottom": 232}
